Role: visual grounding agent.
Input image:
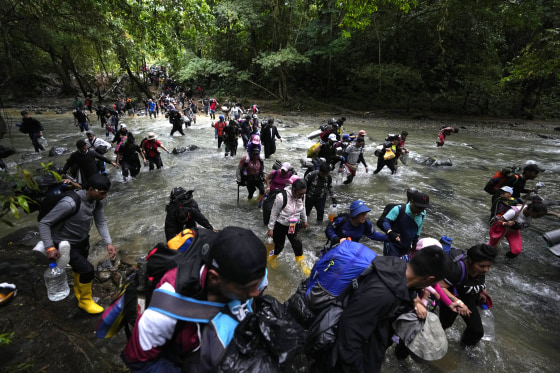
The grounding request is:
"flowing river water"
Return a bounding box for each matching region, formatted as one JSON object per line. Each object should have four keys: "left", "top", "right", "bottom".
{"left": 1, "top": 105, "right": 559, "bottom": 372}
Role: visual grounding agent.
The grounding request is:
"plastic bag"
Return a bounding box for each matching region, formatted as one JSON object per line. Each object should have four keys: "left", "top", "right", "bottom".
{"left": 285, "top": 280, "right": 316, "bottom": 329}
{"left": 216, "top": 295, "right": 306, "bottom": 373}
{"left": 383, "top": 148, "right": 395, "bottom": 160}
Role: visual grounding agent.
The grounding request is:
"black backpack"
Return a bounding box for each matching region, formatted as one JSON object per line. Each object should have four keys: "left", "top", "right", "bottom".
{"left": 96, "top": 227, "right": 221, "bottom": 339}
{"left": 375, "top": 203, "right": 406, "bottom": 231}
{"left": 262, "top": 189, "right": 288, "bottom": 226}
{"left": 37, "top": 190, "right": 82, "bottom": 222}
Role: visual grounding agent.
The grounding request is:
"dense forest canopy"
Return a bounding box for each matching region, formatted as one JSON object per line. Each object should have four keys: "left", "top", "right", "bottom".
{"left": 0, "top": 0, "right": 558, "bottom": 118}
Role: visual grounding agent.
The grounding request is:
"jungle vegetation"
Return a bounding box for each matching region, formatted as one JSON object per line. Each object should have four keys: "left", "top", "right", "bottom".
{"left": 0, "top": 0, "right": 558, "bottom": 118}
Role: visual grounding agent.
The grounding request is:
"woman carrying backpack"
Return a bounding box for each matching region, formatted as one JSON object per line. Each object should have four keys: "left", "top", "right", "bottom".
{"left": 267, "top": 178, "right": 310, "bottom": 275}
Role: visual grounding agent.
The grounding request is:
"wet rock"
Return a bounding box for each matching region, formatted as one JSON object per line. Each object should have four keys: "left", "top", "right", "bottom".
{"left": 48, "top": 146, "right": 69, "bottom": 157}
{"left": 554, "top": 127, "right": 560, "bottom": 131}
{"left": 537, "top": 133, "right": 554, "bottom": 139}
{"left": 423, "top": 156, "right": 453, "bottom": 167}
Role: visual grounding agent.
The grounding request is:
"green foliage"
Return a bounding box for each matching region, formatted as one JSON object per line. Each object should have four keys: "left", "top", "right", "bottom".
{"left": 0, "top": 332, "right": 14, "bottom": 346}
{"left": 0, "top": 164, "right": 62, "bottom": 226}
{"left": 257, "top": 47, "right": 310, "bottom": 73}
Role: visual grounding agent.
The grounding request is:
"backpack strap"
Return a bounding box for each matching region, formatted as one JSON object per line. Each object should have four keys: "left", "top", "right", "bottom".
{"left": 149, "top": 288, "right": 225, "bottom": 323}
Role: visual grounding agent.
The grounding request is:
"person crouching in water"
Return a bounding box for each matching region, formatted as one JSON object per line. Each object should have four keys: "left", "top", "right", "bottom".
{"left": 340, "top": 136, "right": 368, "bottom": 184}
{"left": 267, "top": 178, "right": 310, "bottom": 275}
{"left": 488, "top": 202, "right": 558, "bottom": 259}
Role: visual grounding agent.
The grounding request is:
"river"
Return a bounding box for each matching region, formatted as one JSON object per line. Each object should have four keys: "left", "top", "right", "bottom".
{"left": 1, "top": 105, "right": 559, "bottom": 372}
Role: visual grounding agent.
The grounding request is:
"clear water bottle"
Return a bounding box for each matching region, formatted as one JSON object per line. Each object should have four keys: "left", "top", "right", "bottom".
{"left": 328, "top": 204, "right": 338, "bottom": 222}
{"left": 44, "top": 262, "right": 70, "bottom": 302}
{"left": 264, "top": 237, "right": 275, "bottom": 254}
{"left": 39, "top": 136, "right": 48, "bottom": 147}
{"left": 480, "top": 304, "right": 495, "bottom": 341}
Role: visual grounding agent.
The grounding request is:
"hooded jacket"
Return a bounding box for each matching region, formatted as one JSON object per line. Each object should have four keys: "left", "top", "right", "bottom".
{"left": 332, "top": 256, "right": 414, "bottom": 373}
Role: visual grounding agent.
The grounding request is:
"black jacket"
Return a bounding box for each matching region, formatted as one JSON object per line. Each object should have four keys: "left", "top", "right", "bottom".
{"left": 62, "top": 149, "right": 114, "bottom": 184}
{"left": 261, "top": 125, "right": 281, "bottom": 145}
{"left": 332, "top": 256, "right": 413, "bottom": 373}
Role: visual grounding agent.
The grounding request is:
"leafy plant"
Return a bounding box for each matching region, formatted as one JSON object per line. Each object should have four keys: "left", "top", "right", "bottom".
{"left": 0, "top": 332, "right": 14, "bottom": 346}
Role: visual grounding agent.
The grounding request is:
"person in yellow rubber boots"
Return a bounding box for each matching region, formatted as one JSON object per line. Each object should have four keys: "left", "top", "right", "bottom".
{"left": 267, "top": 178, "right": 310, "bottom": 276}
{"left": 39, "top": 174, "right": 117, "bottom": 314}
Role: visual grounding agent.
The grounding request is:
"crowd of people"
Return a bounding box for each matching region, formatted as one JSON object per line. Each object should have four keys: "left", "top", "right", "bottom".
{"left": 21, "top": 91, "right": 559, "bottom": 373}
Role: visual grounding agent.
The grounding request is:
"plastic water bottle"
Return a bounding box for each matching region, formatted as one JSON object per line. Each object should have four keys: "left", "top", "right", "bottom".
{"left": 480, "top": 304, "right": 495, "bottom": 341}
{"left": 44, "top": 262, "right": 70, "bottom": 301}
{"left": 328, "top": 204, "right": 338, "bottom": 222}
{"left": 265, "top": 237, "right": 275, "bottom": 254}
{"left": 39, "top": 136, "right": 48, "bottom": 147}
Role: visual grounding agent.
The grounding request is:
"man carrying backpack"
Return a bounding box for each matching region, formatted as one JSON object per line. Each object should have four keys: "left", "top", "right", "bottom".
{"left": 38, "top": 174, "right": 117, "bottom": 314}
{"left": 326, "top": 200, "right": 387, "bottom": 248}
{"left": 324, "top": 246, "right": 447, "bottom": 373}
{"left": 305, "top": 162, "right": 336, "bottom": 224}
{"left": 122, "top": 226, "right": 267, "bottom": 372}
{"left": 501, "top": 163, "right": 544, "bottom": 199}
{"left": 164, "top": 188, "right": 216, "bottom": 241}
{"left": 62, "top": 140, "right": 117, "bottom": 185}
{"left": 19, "top": 111, "right": 45, "bottom": 152}
{"left": 382, "top": 192, "right": 430, "bottom": 260}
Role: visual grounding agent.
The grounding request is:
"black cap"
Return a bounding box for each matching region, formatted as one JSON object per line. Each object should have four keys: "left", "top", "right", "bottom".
{"left": 209, "top": 227, "right": 266, "bottom": 284}
{"left": 523, "top": 164, "right": 544, "bottom": 173}
{"left": 412, "top": 192, "right": 431, "bottom": 208}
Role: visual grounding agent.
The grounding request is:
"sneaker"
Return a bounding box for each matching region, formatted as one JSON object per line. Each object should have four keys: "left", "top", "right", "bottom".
{"left": 57, "top": 241, "right": 71, "bottom": 267}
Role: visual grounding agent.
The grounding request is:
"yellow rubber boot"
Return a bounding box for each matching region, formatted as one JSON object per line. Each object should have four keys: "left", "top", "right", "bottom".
{"left": 76, "top": 279, "right": 104, "bottom": 314}
{"left": 267, "top": 254, "right": 279, "bottom": 269}
{"left": 295, "top": 255, "right": 311, "bottom": 277}
{"left": 72, "top": 272, "right": 81, "bottom": 303}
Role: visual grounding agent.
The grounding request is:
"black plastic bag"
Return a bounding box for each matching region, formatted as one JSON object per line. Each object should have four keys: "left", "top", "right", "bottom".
{"left": 215, "top": 295, "right": 306, "bottom": 373}
{"left": 285, "top": 279, "right": 316, "bottom": 329}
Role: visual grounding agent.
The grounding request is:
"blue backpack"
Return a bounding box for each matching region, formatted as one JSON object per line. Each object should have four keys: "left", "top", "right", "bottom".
{"left": 303, "top": 240, "right": 377, "bottom": 358}
{"left": 305, "top": 240, "right": 377, "bottom": 313}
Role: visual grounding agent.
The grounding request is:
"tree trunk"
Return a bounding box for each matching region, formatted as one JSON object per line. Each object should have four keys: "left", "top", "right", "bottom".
{"left": 121, "top": 58, "right": 152, "bottom": 99}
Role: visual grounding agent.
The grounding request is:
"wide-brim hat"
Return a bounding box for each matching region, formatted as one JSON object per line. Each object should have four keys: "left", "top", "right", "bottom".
{"left": 148, "top": 132, "right": 157, "bottom": 140}
{"left": 349, "top": 200, "right": 371, "bottom": 218}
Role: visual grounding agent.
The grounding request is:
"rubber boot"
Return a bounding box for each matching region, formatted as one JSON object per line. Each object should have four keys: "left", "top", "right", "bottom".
{"left": 295, "top": 255, "right": 311, "bottom": 277}
{"left": 75, "top": 277, "right": 104, "bottom": 314}
{"left": 72, "top": 272, "right": 81, "bottom": 303}
{"left": 268, "top": 254, "right": 279, "bottom": 269}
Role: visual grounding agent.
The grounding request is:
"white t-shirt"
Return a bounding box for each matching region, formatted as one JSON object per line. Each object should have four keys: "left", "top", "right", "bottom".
{"left": 503, "top": 205, "right": 532, "bottom": 229}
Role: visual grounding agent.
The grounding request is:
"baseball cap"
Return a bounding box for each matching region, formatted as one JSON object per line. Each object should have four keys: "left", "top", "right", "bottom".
{"left": 523, "top": 164, "right": 544, "bottom": 173}
{"left": 148, "top": 132, "right": 157, "bottom": 140}
{"left": 349, "top": 200, "right": 371, "bottom": 218}
{"left": 415, "top": 238, "right": 442, "bottom": 251}
{"left": 281, "top": 162, "right": 291, "bottom": 172}
{"left": 358, "top": 130, "right": 367, "bottom": 136}
{"left": 500, "top": 186, "right": 513, "bottom": 194}
{"left": 209, "top": 227, "right": 267, "bottom": 284}
{"left": 86, "top": 130, "right": 95, "bottom": 136}
{"left": 412, "top": 192, "right": 431, "bottom": 208}
{"left": 252, "top": 135, "right": 261, "bottom": 144}
{"left": 328, "top": 134, "right": 337, "bottom": 141}
{"left": 120, "top": 124, "right": 127, "bottom": 129}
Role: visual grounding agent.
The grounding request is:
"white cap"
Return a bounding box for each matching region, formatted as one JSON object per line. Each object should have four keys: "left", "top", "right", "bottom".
{"left": 415, "top": 237, "right": 442, "bottom": 251}
{"left": 281, "top": 162, "right": 291, "bottom": 172}
{"left": 120, "top": 124, "right": 127, "bottom": 129}
{"left": 147, "top": 132, "right": 157, "bottom": 140}
{"left": 328, "top": 134, "right": 337, "bottom": 141}
{"left": 500, "top": 186, "right": 513, "bottom": 194}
